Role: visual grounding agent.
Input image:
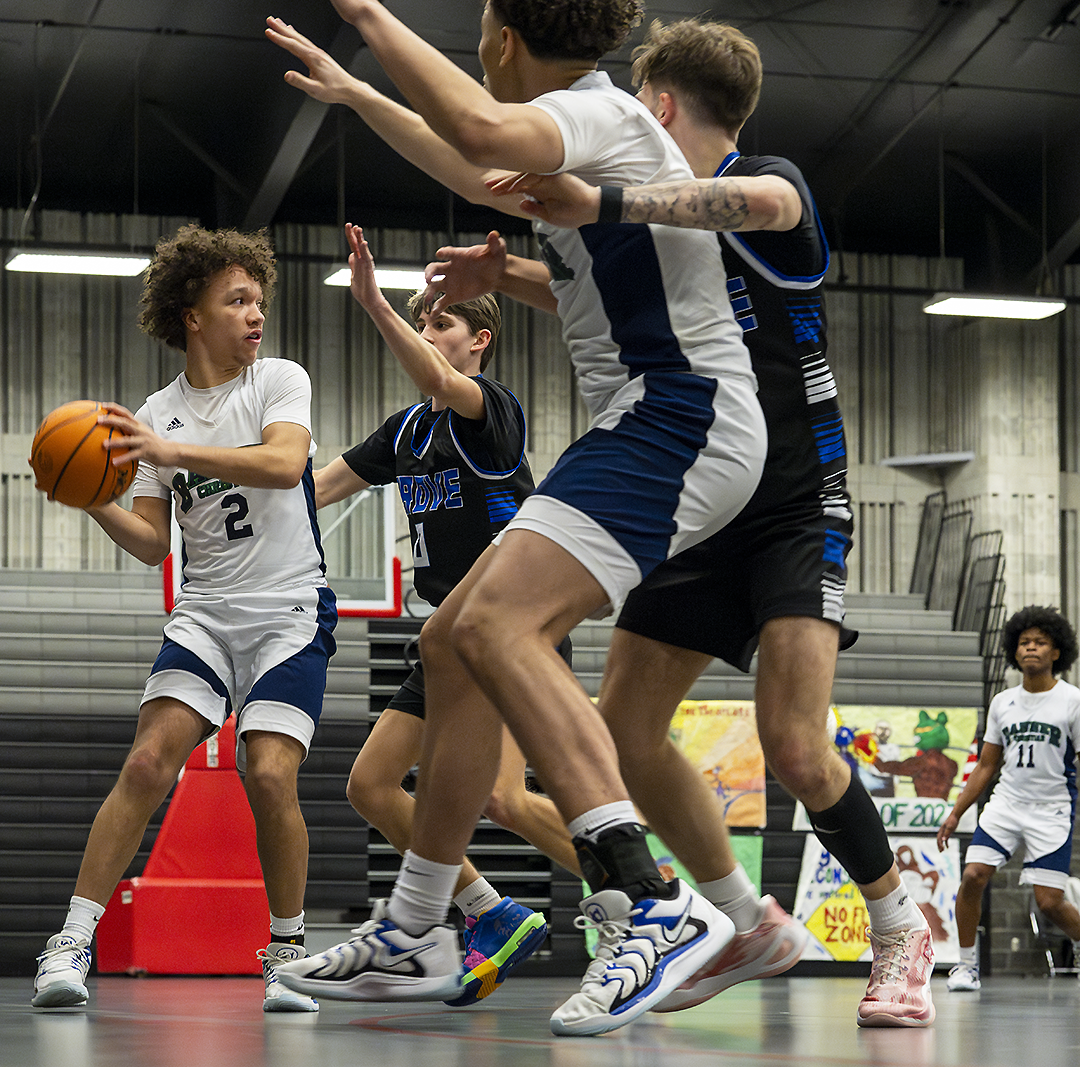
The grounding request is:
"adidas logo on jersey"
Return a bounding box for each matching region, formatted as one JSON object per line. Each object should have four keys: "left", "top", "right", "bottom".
{"left": 291, "top": 606, "right": 307, "bottom": 613}
{"left": 165, "top": 417, "right": 185, "bottom": 431}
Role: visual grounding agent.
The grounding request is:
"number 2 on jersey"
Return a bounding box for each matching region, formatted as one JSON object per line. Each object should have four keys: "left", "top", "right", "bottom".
{"left": 222, "top": 493, "right": 253, "bottom": 541}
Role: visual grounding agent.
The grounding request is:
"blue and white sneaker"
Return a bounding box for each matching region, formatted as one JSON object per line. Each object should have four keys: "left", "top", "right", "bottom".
{"left": 445, "top": 897, "right": 548, "bottom": 1006}
{"left": 550, "top": 880, "right": 734, "bottom": 1036}
{"left": 259, "top": 943, "right": 319, "bottom": 1012}
{"left": 274, "top": 901, "right": 462, "bottom": 1002}
{"left": 32, "top": 933, "right": 92, "bottom": 1008}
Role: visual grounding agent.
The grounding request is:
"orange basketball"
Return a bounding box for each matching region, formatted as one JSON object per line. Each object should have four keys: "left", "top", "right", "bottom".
{"left": 29, "top": 401, "right": 138, "bottom": 508}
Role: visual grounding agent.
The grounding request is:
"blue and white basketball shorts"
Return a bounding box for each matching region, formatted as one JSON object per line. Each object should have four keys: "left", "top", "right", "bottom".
{"left": 505, "top": 369, "right": 766, "bottom": 615}
{"left": 142, "top": 586, "right": 337, "bottom": 770}
{"left": 965, "top": 792, "right": 1076, "bottom": 889}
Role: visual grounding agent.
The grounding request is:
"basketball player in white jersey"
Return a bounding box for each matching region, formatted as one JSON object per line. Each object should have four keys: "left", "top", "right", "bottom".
{"left": 938, "top": 605, "right": 1080, "bottom": 991}
{"left": 267, "top": 1, "right": 765, "bottom": 1036}
{"left": 31, "top": 224, "right": 337, "bottom": 1014}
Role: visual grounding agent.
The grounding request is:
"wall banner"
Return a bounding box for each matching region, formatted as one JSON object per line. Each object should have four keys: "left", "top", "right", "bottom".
{"left": 793, "top": 704, "right": 981, "bottom": 832}
{"left": 793, "top": 835, "right": 962, "bottom": 964}
{"left": 669, "top": 699, "right": 766, "bottom": 829}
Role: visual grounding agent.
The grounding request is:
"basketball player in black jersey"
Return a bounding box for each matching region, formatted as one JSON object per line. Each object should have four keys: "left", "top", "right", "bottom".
{"left": 313, "top": 223, "right": 576, "bottom": 1006}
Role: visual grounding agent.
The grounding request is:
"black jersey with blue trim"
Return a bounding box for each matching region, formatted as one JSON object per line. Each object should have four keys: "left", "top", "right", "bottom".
{"left": 717, "top": 152, "right": 850, "bottom": 524}
{"left": 343, "top": 375, "right": 533, "bottom": 607}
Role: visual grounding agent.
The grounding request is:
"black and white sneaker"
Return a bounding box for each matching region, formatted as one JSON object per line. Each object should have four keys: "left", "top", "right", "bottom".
{"left": 275, "top": 901, "right": 462, "bottom": 1002}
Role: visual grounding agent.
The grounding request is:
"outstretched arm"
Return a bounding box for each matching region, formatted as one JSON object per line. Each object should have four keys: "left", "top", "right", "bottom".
{"left": 327, "top": 1, "right": 566, "bottom": 173}
{"left": 265, "top": 17, "right": 527, "bottom": 216}
{"left": 346, "top": 224, "right": 486, "bottom": 420}
{"left": 423, "top": 231, "right": 557, "bottom": 317}
{"left": 314, "top": 456, "right": 372, "bottom": 509}
{"left": 488, "top": 170, "right": 802, "bottom": 232}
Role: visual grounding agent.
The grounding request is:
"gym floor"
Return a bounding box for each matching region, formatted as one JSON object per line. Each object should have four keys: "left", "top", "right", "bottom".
{"left": 2, "top": 973, "right": 1078, "bottom": 1067}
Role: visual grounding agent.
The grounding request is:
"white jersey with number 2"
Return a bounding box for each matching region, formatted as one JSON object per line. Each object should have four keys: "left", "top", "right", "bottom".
{"left": 131, "top": 357, "right": 326, "bottom": 598}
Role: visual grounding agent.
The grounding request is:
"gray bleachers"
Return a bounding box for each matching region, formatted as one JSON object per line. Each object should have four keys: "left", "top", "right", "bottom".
{"left": 569, "top": 591, "right": 984, "bottom": 706}
{"left": 0, "top": 571, "right": 985, "bottom": 976}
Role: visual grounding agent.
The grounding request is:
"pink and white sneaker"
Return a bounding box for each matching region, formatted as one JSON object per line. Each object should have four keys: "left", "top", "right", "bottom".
{"left": 857, "top": 926, "right": 936, "bottom": 1027}
{"left": 652, "top": 895, "right": 808, "bottom": 1012}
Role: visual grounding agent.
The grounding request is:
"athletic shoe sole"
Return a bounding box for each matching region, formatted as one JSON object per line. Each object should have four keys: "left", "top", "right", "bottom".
{"left": 263, "top": 989, "right": 320, "bottom": 1012}
{"left": 856, "top": 1002, "right": 936, "bottom": 1028}
{"left": 276, "top": 965, "right": 462, "bottom": 1003}
{"left": 31, "top": 982, "right": 88, "bottom": 1009}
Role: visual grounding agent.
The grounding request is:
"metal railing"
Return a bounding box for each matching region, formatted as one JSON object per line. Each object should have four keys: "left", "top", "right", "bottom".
{"left": 911, "top": 492, "right": 1007, "bottom": 712}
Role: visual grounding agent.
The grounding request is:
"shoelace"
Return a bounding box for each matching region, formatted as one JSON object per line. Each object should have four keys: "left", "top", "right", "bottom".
{"left": 573, "top": 913, "right": 632, "bottom": 973}
{"left": 256, "top": 948, "right": 303, "bottom": 967}
{"left": 869, "top": 932, "right": 910, "bottom": 986}
{"left": 37, "top": 941, "right": 88, "bottom": 969}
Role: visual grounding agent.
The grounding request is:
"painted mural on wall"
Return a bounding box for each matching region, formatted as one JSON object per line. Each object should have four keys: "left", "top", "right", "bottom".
{"left": 794, "top": 835, "right": 962, "bottom": 964}
{"left": 669, "top": 700, "right": 766, "bottom": 828}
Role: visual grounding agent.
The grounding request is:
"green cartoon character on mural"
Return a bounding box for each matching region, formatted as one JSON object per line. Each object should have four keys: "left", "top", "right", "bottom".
{"left": 872, "top": 710, "right": 959, "bottom": 799}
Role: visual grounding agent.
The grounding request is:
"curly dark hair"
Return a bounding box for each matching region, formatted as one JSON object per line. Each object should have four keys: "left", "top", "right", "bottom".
{"left": 1002, "top": 605, "right": 1079, "bottom": 674}
{"left": 490, "top": 0, "right": 643, "bottom": 61}
{"left": 138, "top": 223, "right": 277, "bottom": 351}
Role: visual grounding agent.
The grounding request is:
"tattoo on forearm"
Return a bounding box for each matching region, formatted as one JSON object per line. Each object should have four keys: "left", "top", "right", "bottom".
{"left": 621, "top": 179, "right": 751, "bottom": 230}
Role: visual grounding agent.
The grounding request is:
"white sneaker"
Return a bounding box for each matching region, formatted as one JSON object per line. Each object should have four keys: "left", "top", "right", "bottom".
{"left": 274, "top": 902, "right": 462, "bottom": 1002}
{"left": 32, "top": 934, "right": 92, "bottom": 1008}
{"left": 654, "top": 895, "right": 808, "bottom": 1012}
{"left": 259, "top": 943, "right": 319, "bottom": 1012}
{"left": 550, "top": 880, "right": 734, "bottom": 1037}
{"left": 857, "top": 927, "right": 936, "bottom": 1027}
{"left": 946, "top": 962, "right": 981, "bottom": 992}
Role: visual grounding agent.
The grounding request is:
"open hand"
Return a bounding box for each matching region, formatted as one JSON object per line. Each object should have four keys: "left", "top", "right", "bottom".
{"left": 486, "top": 172, "right": 602, "bottom": 228}
{"left": 266, "top": 16, "right": 356, "bottom": 105}
{"left": 423, "top": 231, "right": 508, "bottom": 316}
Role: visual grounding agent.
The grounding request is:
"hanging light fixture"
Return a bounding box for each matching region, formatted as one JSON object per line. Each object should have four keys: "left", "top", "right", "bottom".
{"left": 6, "top": 17, "right": 149, "bottom": 280}
{"left": 5, "top": 249, "right": 150, "bottom": 277}
{"left": 323, "top": 265, "right": 426, "bottom": 290}
{"left": 920, "top": 93, "right": 1066, "bottom": 321}
{"left": 922, "top": 293, "right": 1066, "bottom": 319}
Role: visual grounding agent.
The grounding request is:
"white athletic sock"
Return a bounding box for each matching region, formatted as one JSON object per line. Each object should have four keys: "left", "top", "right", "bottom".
{"left": 388, "top": 850, "right": 461, "bottom": 936}
{"left": 61, "top": 895, "right": 105, "bottom": 943}
{"left": 269, "top": 911, "right": 305, "bottom": 942}
{"left": 453, "top": 878, "right": 501, "bottom": 919}
{"left": 566, "top": 802, "right": 640, "bottom": 844}
{"left": 697, "top": 866, "right": 763, "bottom": 935}
{"left": 958, "top": 942, "right": 978, "bottom": 967}
{"left": 865, "top": 882, "right": 927, "bottom": 936}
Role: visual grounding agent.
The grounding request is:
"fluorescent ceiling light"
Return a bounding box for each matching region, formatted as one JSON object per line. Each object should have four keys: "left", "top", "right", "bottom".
{"left": 324, "top": 265, "right": 426, "bottom": 290}
{"left": 6, "top": 250, "right": 150, "bottom": 277}
{"left": 923, "top": 292, "right": 1066, "bottom": 320}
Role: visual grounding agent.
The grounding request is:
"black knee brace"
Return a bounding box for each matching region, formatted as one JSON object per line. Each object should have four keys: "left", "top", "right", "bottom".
{"left": 808, "top": 772, "right": 895, "bottom": 885}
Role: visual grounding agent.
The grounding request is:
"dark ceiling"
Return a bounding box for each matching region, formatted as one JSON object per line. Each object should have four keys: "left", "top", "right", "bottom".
{"left": 3, "top": 1, "right": 1080, "bottom": 292}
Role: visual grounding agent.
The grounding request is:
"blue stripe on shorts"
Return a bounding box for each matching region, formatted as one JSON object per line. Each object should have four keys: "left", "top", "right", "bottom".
{"left": 246, "top": 590, "right": 337, "bottom": 724}
{"left": 149, "top": 638, "right": 231, "bottom": 708}
{"left": 535, "top": 371, "right": 718, "bottom": 577}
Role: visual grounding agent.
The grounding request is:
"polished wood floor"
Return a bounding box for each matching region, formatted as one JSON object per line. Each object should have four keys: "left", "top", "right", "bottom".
{"left": 4, "top": 972, "right": 1079, "bottom": 1067}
